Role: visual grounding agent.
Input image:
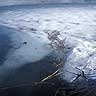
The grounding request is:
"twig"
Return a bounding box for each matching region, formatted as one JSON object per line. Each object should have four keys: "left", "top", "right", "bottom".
{"left": 53, "top": 60, "right": 64, "bottom": 68}
{"left": 53, "top": 72, "right": 64, "bottom": 77}
{"left": 56, "top": 61, "right": 64, "bottom": 67}
{"left": 40, "top": 69, "right": 60, "bottom": 83}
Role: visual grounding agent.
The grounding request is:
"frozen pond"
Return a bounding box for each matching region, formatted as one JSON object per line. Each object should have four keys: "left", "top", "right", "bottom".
{"left": 1, "top": 4, "right": 96, "bottom": 81}
{"left": 0, "top": 4, "right": 96, "bottom": 95}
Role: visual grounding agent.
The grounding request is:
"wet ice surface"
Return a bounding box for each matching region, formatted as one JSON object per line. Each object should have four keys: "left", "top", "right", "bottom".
{"left": 0, "top": 25, "right": 53, "bottom": 85}
{"left": 1, "top": 5, "right": 96, "bottom": 82}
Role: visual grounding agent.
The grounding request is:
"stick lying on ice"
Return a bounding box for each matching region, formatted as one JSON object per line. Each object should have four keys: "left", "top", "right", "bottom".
{"left": 40, "top": 69, "right": 60, "bottom": 83}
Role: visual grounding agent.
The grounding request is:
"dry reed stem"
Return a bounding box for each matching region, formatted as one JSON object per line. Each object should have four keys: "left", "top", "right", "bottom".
{"left": 56, "top": 61, "right": 64, "bottom": 67}
{"left": 40, "top": 69, "right": 60, "bottom": 83}
{"left": 53, "top": 72, "right": 64, "bottom": 77}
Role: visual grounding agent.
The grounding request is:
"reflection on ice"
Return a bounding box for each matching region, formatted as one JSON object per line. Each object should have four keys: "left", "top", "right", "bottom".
{"left": 0, "top": 26, "right": 52, "bottom": 84}
{"left": 3, "top": 32, "right": 52, "bottom": 68}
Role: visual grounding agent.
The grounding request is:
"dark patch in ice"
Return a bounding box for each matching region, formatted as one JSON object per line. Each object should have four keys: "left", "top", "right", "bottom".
{"left": 30, "top": 28, "right": 37, "bottom": 31}
{"left": 77, "top": 48, "right": 81, "bottom": 52}
{"left": 58, "top": 21, "right": 64, "bottom": 23}
{"left": 17, "top": 26, "right": 24, "bottom": 30}
{"left": 45, "top": 19, "right": 51, "bottom": 21}
{"left": 23, "top": 42, "right": 27, "bottom": 45}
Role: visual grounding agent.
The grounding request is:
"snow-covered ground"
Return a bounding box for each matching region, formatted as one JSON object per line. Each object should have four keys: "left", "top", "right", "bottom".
{"left": 1, "top": 5, "right": 96, "bottom": 82}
